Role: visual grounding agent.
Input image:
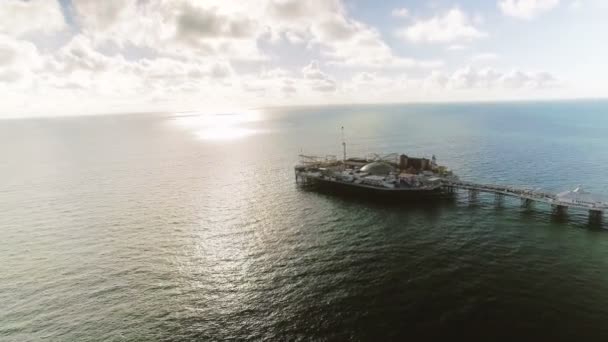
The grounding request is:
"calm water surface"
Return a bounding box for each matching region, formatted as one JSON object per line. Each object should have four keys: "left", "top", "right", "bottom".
{"left": 2, "top": 101, "right": 608, "bottom": 341}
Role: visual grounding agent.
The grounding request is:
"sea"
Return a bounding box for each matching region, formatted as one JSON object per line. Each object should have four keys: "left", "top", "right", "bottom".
{"left": 2, "top": 100, "right": 608, "bottom": 341}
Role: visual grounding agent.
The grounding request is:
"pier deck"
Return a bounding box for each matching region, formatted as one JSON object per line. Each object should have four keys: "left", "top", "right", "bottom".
{"left": 442, "top": 180, "right": 608, "bottom": 213}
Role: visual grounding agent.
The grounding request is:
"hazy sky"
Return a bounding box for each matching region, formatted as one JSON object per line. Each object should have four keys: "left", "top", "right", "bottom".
{"left": 0, "top": 0, "right": 606, "bottom": 117}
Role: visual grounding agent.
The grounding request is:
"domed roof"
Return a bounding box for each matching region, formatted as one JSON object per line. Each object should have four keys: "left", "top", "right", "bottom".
{"left": 360, "top": 161, "right": 395, "bottom": 176}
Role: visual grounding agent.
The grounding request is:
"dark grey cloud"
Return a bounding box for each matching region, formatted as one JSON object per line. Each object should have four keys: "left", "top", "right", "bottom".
{"left": 318, "top": 19, "right": 356, "bottom": 40}
{"left": 177, "top": 4, "right": 255, "bottom": 40}
{"left": 267, "top": 0, "right": 314, "bottom": 19}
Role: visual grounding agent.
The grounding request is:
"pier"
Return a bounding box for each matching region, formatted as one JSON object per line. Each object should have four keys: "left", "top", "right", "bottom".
{"left": 442, "top": 180, "right": 608, "bottom": 221}
{"left": 295, "top": 152, "right": 608, "bottom": 224}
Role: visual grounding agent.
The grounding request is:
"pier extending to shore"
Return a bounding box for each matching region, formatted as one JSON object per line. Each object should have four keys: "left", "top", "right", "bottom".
{"left": 442, "top": 179, "right": 608, "bottom": 220}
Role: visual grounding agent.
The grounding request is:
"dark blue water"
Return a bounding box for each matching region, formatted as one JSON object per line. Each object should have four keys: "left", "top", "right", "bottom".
{"left": 2, "top": 101, "right": 608, "bottom": 341}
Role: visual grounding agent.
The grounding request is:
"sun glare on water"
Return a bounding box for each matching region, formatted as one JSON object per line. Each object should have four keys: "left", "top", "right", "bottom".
{"left": 171, "top": 109, "right": 261, "bottom": 141}
{"left": 196, "top": 126, "right": 256, "bottom": 141}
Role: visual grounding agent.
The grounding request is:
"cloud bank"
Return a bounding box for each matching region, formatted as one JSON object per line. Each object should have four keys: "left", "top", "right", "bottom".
{"left": 0, "top": 0, "right": 572, "bottom": 117}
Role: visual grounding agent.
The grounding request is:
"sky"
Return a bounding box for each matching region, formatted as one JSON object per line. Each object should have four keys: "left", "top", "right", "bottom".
{"left": 0, "top": 0, "right": 606, "bottom": 117}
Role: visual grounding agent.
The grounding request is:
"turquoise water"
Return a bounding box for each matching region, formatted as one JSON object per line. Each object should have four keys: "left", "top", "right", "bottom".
{"left": 1, "top": 101, "right": 608, "bottom": 340}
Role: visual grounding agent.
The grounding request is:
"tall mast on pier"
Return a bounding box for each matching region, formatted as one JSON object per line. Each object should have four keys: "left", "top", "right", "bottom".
{"left": 341, "top": 126, "right": 346, "bottom": 163}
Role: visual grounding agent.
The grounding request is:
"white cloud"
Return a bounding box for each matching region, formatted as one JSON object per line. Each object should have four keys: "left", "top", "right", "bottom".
{"left": 397, "top": 8, "right": 487, "bottom": 44}
{"left": 392, "top": 8, "right": 410, "bottom": 18}
{"left": 265, "top": 0, "right": 437, "bottom": 69}
{"left": 349, "top": 71, "right": 400, "bottom": 90}
{"left": 448, "top": 67, "right": 500, "bottom": 89}
{"left": 320, "top": 21, "right": 443, "bottom": 69}
{"left": 0, "top": 0, "right": 65, "bottom": 37}
{"left": 0, "top": 35, "right": 43, "bottom": 86}
{"left": 68, "top": 0, "right": 432, "bottom": 67}
{"left": 71, "top": 0, "right": 128, "bottom": 32}
{"left": 472, "top": 53, "right": 500, "bottom": 62}
{"left": 425, "top": 66, "right": 559, "bottom": 90}
{"left": 302, "top": 61, "right": 337, "bottom": 92}
{"left": 498, "top": 0, "right": 560, "bottom": 19}
{"left": 0, "top": 0, "right": 578, "bottom": 117}
{"left": 302, "top": 61, "right": 326, "bottom": 79}
{"left": 499, "top": 69, "right": 558, "bottom": 88}
{"left": 423, "top": 70, "right": 449, "bottom": 89}
{"left": 570, "top": 1, "right": 582, "bottom": 9}
{"left": 447, "top": 44, "right": 467, "bottom": 51}
{"left": 72, "top": 0, "right": 267, "bottom": 60}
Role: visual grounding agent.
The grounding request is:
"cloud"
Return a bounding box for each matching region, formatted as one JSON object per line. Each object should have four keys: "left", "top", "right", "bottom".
{"left": 0, "top": 0, "right": 576, "bottom": 117}
{"left": 498, "top": 0, "right": 560, "bottom": 20}
{"left": 397, "top": 8, "right": 487, "bottom": 44}
{"left": 0, "top": 35, "right": 43, "bottom": 85}
{"left": 54, "top": 35, "right": 115, "bottom": 73}
{"left": 447, "top": 44, "right": 467, "bottom": 51}
{"left": 71, "top": 0, "right": 127, "bottom": 31}
{"left": 472, "top": 53, "right": 500, "bottom": 62}
{"left": 68, "top": 0, "right": 434, "bottom": 68}
{"left": 176, "top": 4, "right": 256, "bottom": 40}
{"left": 0, "top": 0, "right": 65, "bottom": 37}
{"left": 71, "top": 0, "right": 266, "bottom": 60}
{"left": 238, "top": 68, "right": 301, "bottom": 98}
{"left": 423, "top": 70, "right": 449, "bottom": 89}
{"left": 265, "top": 0, "right": 437, "bottom": 69}
{"left": 349, "top": 71, "right": 401, "bottom": 90}
{"left": 499, "top": 69, "right": 558, "bottom": 88}
{"left": 302, "top": 61, "right": 326, "bottom": 79}
{"left": 302, "top": 61, "right": 337, "bottom": 92}
{"left": 391, "top": 8, "right": 410, "bottom": 18}
{"left": 425, "top": 66, "right": 559, "bottom": 90}
{"left": 448, "top": 67, "right": 500, "bottom": 88}
{"left": 570, "top": 1, "right": 582, "bottom": 9}
{"left": 267, "top": 0, "right": 341, "bottom": 20}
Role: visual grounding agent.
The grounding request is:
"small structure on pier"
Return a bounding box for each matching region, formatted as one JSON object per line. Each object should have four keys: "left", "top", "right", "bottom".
{"left": 360, "top": 161, "right": 395, "bottom": 176}
{"left": 556, "top": 187, "right": 608, "bottom": 210}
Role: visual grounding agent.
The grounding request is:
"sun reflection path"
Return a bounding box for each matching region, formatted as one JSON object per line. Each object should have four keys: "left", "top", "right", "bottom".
{"left": 171, "top": 109, "right": 262, "bottom": 141}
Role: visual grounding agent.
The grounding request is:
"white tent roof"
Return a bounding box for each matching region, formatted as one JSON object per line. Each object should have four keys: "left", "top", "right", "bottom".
{"left": 557, "top": 187, "right": 608, "bottom": 204}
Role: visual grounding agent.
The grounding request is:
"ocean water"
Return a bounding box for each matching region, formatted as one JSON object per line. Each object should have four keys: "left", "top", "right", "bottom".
{"left": 2, "top": 101, "right": 608, "bottom": 341}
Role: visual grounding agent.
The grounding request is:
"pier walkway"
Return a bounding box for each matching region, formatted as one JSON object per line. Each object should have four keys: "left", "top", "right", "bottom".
{"left": 442, "top": 180, "right": 608, "bottom": 215}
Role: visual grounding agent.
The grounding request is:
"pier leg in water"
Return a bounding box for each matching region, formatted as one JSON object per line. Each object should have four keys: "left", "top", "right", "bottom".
{"left": 520, "top": 198, "right": 534, "bottom": 209}
{"left": 550, "top": 205, "right": 569, "bottom": 223}
{"left": 468, "top": 189, "right": 479, "bottom": 204}
{"left": 552, "top": 205, "right": 567, "bottom": 215}
{"left": 495, "top": 193, "right": 504, "bottom": 207}
{"left": 589, "top": 210, "right": 603, "bottom": 228}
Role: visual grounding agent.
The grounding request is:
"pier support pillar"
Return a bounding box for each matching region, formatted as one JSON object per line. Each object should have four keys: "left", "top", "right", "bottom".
{"left": 589, "top": 210, "right": 603, "bottom": 223}
{"left": 468, "top": 189, "right": 479, "bottom": 201}
{"left": 446, "top": 186, "right": 457, "bottom": 194}
{"left": 552, "top": 205, "right": 567, "bottom": 215}
{"left": 296, "top": 174, "right": 309, "bottom": 186}
{"left": 495, "top": 193, "right": 504, "bottom": 206}
{"left": 521, "top": 198, "right": 533, "bottom": 208}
